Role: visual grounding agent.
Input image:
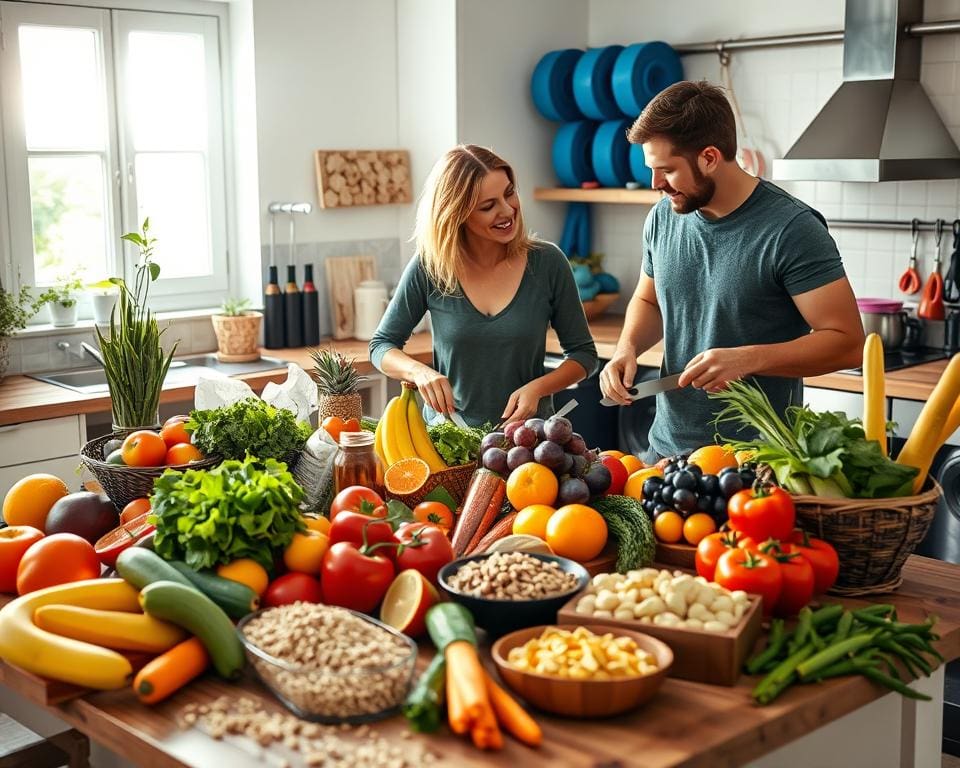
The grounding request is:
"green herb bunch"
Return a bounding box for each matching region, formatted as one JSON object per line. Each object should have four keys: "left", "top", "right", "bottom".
{"left": 427, "top": 421, "right": 489, "bottom": 466}
{"left": 0, "top": 283, "right": 44, "bottom": 337}
{"left": 186, "top": 398, "right": 313, "bottom": 461}
{"left": 96, "top": 218, "right": 175, "bottom": 428}
{"left": 150, "top": 455, "right": 306, "bottom": 570}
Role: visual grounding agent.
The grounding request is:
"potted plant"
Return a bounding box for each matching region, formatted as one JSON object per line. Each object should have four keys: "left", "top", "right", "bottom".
{"left": 310, "top": 347, "right": 364, "bottom": 422}
{"left": 0, "top": 283, "right": 43, "bottom": 382}
{"left": 39, "top": 271, "right": 85, "bottom": 327}
{"left": 88, "top": 279, "right": 120, "bottom": 326}
{"left": 96, "top": 218, "right": 176, "bottom": 431}
{"left": 211, "top": 297, "right": 262, "bottom": 363}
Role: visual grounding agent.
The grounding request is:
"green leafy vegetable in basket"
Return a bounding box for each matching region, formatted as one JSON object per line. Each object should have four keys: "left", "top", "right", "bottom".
{"left": 150, "top": 455, "right": 306, "bottom": 570}
{"left": 710, "top": 380, "right": 917, "bottom": 499}
{"left": 186, "top": 398, "right": 312, "bottom": 462}
{"left": 427, "top": 422, "right": 488, "bottom": 466}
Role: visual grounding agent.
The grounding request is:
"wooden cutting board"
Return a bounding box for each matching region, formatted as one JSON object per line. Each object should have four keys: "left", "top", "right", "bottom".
{"left": 324, "top": 255, "right": 377, "bottom": 339}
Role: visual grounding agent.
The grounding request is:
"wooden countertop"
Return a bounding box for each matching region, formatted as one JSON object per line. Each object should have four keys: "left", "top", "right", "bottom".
{"left": 1, "top": 555, "right": 957, "bottom": 768}
{"left": 0, "top": 314, "right": 943, "bottom": 426}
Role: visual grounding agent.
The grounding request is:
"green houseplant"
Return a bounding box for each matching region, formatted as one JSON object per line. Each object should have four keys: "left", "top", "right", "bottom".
{"left": 96, "top": 218, "right": 176, "bottom": 430}
{"left": 211, "top": 296, "right": 262, "bottom": 363}
{"left": 39, "top": 271, "right": 85, "bottom": 327}
{"left": 0, "top": 283, "right": 43, "bottom": 381}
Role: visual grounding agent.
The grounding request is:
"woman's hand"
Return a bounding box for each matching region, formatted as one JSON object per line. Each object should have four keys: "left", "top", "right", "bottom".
{"left": 500, "top": 381, "right": 546, "bottom": 425}
{"left": 410, "top": 365, "right": 456, "bottom": 415}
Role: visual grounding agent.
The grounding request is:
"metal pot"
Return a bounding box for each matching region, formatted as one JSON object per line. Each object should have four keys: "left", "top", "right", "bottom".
{"left": 860, "top": 310, "right": 906, "bottom": 349}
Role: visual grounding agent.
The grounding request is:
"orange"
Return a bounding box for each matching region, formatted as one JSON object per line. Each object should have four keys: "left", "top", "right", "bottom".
{"left": 506, "top": 463, "right": 558, "bottom": 510}
{"left": 687, "top": 445, "right": 738, "bottom": 476}
{"left": 16, "top": 533, "right": 99, "bottom": 595}
{"left": 599, "top": 449, "right": 625, "bottom": 460}
{"left": 512, "top": 504, "right": 556, "bottom": 539}
{"left": 623, "top": 467, "right": 664, "bottom": 501}
{"left": 384, "top": 457, "right": 431, "bottom": 496}
{"left": 619, "top": 454, "right": 645, "bottom": 476}
{"left": 682, "top": 513, "right": 716, "bottom": 546}
{"left": 165, "top": 443, "right": 204, "bottom": 466}
{"left": 217, "top": 558, "right": 270, "bottom": 596}
{"left": 283, "top": 530, "right": 329, "bottom": 575}
{"left": 302, "top": 515, "right": 331, "bottom": 535}
{"left": 2, "top": 474, "right": 69, "bottom": 530}
{"left": 121, "top": 430, "right": 167, "bottom": 467}
{"left": 545, "top": 504, "right": 607, "bottom": 562}
{"left": 654, "top": 511, "right": 684, "bottom": 544}
{"left": 120, "top": 498, "right": 151, "bottom": 524}
{"left": 160, "top": 420, "right": 191, "bottom": 448}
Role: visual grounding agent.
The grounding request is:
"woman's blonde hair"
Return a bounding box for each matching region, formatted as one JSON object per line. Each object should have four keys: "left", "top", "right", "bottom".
{"left": 414, "top": 144, "right": 535, "bottom": 296}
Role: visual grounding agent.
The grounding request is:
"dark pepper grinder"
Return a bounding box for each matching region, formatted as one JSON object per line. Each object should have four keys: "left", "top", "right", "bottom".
{"left": 302, "top": 263, "right": 320, "bottom": 346}
{"left": 284, "top": 264, "right": 303, "bottom": 348}
{"left": 263, "top": 265, "right": 286, "bottom": 348}
{"left": 945, "top": 310, "right": 960, "bottom": 355}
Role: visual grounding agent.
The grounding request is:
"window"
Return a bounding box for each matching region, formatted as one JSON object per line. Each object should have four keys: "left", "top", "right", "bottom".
{"left": 0, "top": 2, "right": 228, "bottom": 314}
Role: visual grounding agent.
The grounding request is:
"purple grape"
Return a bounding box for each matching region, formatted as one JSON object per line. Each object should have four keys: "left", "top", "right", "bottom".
{"left": 506, "top": 445, "right": 534, "bottom": 470}
{"left": 557, "top": 478, "right": 590, "bottom": 505}
{"left": 583, "top": 462, "right": 612, "bottom": 495}
{"left": 482, "top": 447, "right": 509, "bottom": 474}
{"left": 544, "top": 416, "right": 573, "bottom": 445}
{"left": 533, "top": 440, "right": 564, "bottom": 469}
{"left": 566, "top": 434, "right": 587, "bottom": 455}
{"left": 480, "top": 432, "right": 506, "bottom": 455}
{"left": 570, "top": 454, "right": 589, "bottom": 478}
{"left": 503, "top": 421, "right": 524, "bottom": 443}
{"left": 582, "top": 449, "right": 599, "bottom": 464}
{"left": 524, "top": 417, "right": 546, "bottom": 441}
{"left": 513, "top": 425, "right": 538, "bottom": 449}
{"left": 558, "top": 452, "right": 575, "bottom": 476}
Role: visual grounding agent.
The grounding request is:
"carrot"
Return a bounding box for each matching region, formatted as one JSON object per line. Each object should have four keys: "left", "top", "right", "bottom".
{"left": 445, "top": 640, "right": 492, "bottom": 722}
{"left": 470, "top": 699, "right": 503, "bottom": 750}
{"left": 463, "top": 481, "right": 507, "bottom": 555}
{"left": 466, "top": 509, "right": 517, "bottom": 555}
{"left": 451, "top": 470, "right": 505, "bottom": 556}
{"left": 484, "top": 669, "right": 542, "bottom": 747}
{"left": 133, "top": 636, "right": 209, "bottom": 704}
{"left": 446, "top": 656, "right": 469, "bottom": 734}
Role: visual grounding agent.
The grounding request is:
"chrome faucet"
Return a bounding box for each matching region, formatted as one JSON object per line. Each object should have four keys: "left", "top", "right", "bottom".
{"left": 56, "top": 340, "right": 105, "bottom": 365}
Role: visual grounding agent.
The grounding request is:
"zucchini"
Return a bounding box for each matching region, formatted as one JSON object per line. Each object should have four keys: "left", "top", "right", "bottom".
{"left": 425, "top": 603, "right": 477, "bottom": 652}
{"left": 116, "top": 548, "right": 196, "bottom": 591}
{"left": 167, "top": 561, "right": 259, "bottom": 620}
{"left": 402, "top": 653, "right": 445, "bottom": 733}
{"left": 139, "top": 580, "right": 245, "bottom": 679}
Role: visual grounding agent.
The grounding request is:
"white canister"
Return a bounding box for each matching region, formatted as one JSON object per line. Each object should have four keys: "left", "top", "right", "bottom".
{"left": 353, "top": 280, "right": 389, "bottom": 340}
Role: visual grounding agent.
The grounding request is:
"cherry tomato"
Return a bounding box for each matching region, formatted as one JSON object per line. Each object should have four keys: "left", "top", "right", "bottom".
{"left": 262, "top": 572, "right": 323, "bottom": 607}
{"left": 394, "top": 523, "right": 454, "bottom": 585}
{"left": 599, "top": 455, "right": 628, "bottom": 496}
{"left": 714, "top": 547, "right": 783, "bottom": 616}
{"left": 790, "top": 529, "right": 840, "bottom": 594}
{"left": 328, "top": 511, "right": 396, "bottom": 550}
{"left": 412, "top": 502, "right": 453, "bottom": 532}
{"left": 694, "top": 529, "right": 755, "bottom": 581}
{"left": 727, "top": 484, "right": 796, "bottom": 543}
{"left": 330, "top": 486, "right": 386, "bottom": 520}
{"left": 320, "top": 541, "right": 395, "bottom": 613}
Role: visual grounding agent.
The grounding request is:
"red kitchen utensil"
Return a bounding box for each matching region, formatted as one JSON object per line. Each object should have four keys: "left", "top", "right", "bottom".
{"left": 919, "top": 218, "right": 946, "bottom": 321}
{"left": 898, "top": 218, "right": 922, "bottom": 295}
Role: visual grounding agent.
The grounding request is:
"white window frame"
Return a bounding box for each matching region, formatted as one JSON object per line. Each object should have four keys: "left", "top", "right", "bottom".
{"left": 0, "top": 0, "right": 231, "bottom": 317}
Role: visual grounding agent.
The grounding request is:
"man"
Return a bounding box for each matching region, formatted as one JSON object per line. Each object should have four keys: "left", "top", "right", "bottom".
{"left": 599, "top": 80, "right": 864, "bottom": 460}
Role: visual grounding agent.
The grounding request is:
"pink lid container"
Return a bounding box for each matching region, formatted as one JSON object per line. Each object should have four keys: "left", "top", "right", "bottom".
{"left": 856, "top": 297, "right": 904, "bottom": 314}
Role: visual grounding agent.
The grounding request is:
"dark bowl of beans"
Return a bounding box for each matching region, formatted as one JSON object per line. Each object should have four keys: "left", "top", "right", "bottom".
{"left": 437, "top": 552, "right": 590, "bottom": 638}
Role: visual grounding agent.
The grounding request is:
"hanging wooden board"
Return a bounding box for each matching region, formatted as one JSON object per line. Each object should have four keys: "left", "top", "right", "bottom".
{"left": 324, "top": 255, "right": 377, "bottom": 339}
{"left": 314, "top": 149, "right": 412, "bottom": 209}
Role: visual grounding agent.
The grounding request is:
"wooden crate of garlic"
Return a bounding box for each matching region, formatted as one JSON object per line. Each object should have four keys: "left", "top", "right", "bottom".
{"left": 314, "top": 149, "right": 412, "bottom": 208}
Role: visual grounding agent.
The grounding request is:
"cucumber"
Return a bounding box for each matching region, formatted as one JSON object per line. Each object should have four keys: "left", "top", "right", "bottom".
{"left": 425, "top": 603, "right": 477, "bottom": 652}
{"left": 116, "top": 548, "right": 196, "bottom": 591}
{"left": 140, "top": 580, "right": 245, "bottom": 679}
{"left": 168, "top": 561, "right": 259, "bottom": 620}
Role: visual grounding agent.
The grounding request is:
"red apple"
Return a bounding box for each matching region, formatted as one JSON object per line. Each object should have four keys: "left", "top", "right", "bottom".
{"left": 0, "top": 526, "right": 45, "bottom": 593}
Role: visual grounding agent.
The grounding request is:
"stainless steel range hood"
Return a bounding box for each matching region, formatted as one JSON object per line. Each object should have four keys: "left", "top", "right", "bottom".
{"left": 772, "top": 0, "right": 960, "bottom": 182}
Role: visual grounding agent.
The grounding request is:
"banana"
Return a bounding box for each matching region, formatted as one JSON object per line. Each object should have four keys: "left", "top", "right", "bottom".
{"left": 34, "top": 605, "right": 187, "bottom": 654}
{"left": 373, "top": 413, "right": 388, "bottom": 467}
{"left": 392, "top": 387, "right": 420, "bottom": 461}
{"left": 0, "top": 578, "right": 139, "bottom": 690}
{"left": 406, "top": 390, "right": 447, "bottom": 472}
{"left": 380, "top": 396, "right": 404, "bottom": 466}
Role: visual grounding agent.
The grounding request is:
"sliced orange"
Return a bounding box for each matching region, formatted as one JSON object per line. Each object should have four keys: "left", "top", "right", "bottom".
{"left": 380, "top": 569, "right": 439, "bottom": 637}
{"left": 384, "top": 457, "right": 430, "bottom": 496}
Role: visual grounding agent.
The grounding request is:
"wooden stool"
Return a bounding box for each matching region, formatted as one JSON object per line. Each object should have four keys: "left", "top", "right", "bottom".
{"left": 0, "top": 714, "right": 89, "bottom": 768}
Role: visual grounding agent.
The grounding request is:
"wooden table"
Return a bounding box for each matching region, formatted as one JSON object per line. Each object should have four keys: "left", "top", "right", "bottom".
{"left": 1, "top": 555, "right": 957, "bottom": 768}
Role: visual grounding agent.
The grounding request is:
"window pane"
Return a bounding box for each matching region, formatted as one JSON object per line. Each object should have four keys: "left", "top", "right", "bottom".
{"left": 134, "top": 152, "right": 211, "bottom": 279}
{"left": 19, "top": 26, "right": 106, "bottom": 150}
{"left": 28, "top": 155, "right": 109, "bottom": 285}
{"left": 127, "top": 31, "right": 207, "bottom": 150}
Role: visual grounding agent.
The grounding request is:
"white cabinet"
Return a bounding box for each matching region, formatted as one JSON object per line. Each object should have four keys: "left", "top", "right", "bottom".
{"left": 802, "top": 387, "right": 865, "bottom": 419}
{"left": 890, "top": 399, "right": 959, "bottom": 446}
{"left": 0, "top": 415, "right": 86, "bottom": 499}
{"left": 359, "top": 372, "right": 389, "bottom": 418}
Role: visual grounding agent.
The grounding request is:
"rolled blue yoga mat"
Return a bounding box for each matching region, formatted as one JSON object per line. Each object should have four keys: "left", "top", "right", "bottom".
{"left": 592, "top": 120, "right": 632, "bottom": 188}
{"left": 629, "top": 144, "right": 653, "bottom": 188}
{"left": 611, "top": 42, "right": 683, "bottom": 117}
{"left": 552, "top": 121, "right": 598, "bottom": 187}
{"left": 531, "top": 49, "right": 585, "bottom": 121}
{"left": 572, "top": 45, "right": 625, "bottom": 120}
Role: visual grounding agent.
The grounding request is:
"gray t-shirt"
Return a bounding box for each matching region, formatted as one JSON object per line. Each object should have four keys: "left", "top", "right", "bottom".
{"left": 370, "top": 241, "right": 598, "bottom": 426}
{"left": 642, "top": 179, "right": 846, "bottom": 457}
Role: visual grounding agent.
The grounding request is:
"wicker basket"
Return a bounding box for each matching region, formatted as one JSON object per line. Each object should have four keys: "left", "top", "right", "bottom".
{"left": 386, "top": 462, "right": 477, "bottom": 509}
{"left": 80, "top": 432, "right": 221, "bottom": 510}
{"left": 791, "top": 479, "right": 941, "bottom": 595}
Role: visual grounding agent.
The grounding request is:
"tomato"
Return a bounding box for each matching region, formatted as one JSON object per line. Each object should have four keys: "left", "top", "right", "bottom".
{"left": 16, "top": 533, "right": 100, "bottom": 595}
{"left": 714, "top": 547, "right": 783, "bottom": 617}
{"left": 412, "top": 502, "right": 453, "bottom": 532}
{"left": 328, "top": 511, "right": 396, "bottom": 551}
{"left": 321, "top": 416, "right": 346, "bottom": 443}
{"left": 302, "top": 515, "right": 331, "bottom": 535}
{"left": 330, "top": 486, "right": 386, "bottom": 520}
{"left": 790, "top": 530, "right": 840, "bottom": 594}
{"left": 394, "top": 523, "right": 454, "bottom": 585}
{"left": 726, "top": 484, "right": 796, "bottom": 543}
{"left": 120, "top": 498, "right": 151, "bottom": 524}
{"left": 263, "top": 572, "right": 323, "bottom": 607}
{"left": 121, "top": 430, "right": 167, "bottom": 467}
{"left": 282, "top": 530, "right": 330, "bottom": 575}
{"left": 760, "top": 542, "right": 815, "bottom": 617}
{"left": 321, "top": 541, "right": 395, "bottom": 612}
{"left": 0, "top": 526, "right": 44, "bottom": 593}
{"left": 599, "top": 455, "right": 628, "bottom": 496}
{"left": 93, "top": 513, "right": 156, "bottom": 568}
{"left": 160, "top": 419, "right": 191, "bottom": 448}
{"left": 342, "top": 418, "right": 360, "bottom": 435}
{"left": 217, "top": 558, "right": 270, "bottom": 597}
{"left": 164, "top": 443, "right": 204, "bottom": 466}
{"left": 694, "top": 529, "right": 755, "bottom": 581}
{"left": 682, "top": 513, "right": 716, "bottom": 545}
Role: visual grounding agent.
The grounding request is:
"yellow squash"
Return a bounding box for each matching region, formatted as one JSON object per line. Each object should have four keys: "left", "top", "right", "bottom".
{"left": 862, "top": 333, "right": 887, "bottom": 456}
{"left": 406, "top": 389, "right": 447, "bottom": 473}
{"left": 0, "top": 578, "right": 138, "bottom": 689}
{"left": 34, "top": 605, "right": 187, "bottom": 654}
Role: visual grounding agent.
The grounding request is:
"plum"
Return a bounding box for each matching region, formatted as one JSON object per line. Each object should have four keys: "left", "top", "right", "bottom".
{"left": 513, "top": 425, "right": 538, "bottom": 449}
{"left": 533, "top": 440, "right": 565, "bottom": 470}
{"left": 544, "top": 415, "right": 573, "bottom": 445}
{"left": 583, "top": 462, "right": 612, "bottom": 496}
{"left": 566, "top": 433, "right": 587, "bottom": 455}
{"left": 556, "top": 478, "right": 590, "bottom": 506}
{"left": 503, "top": 421, "right": 524, "bottom": 443}
{"left": 524, "top": 417, "right": 546, "bottom": 441}
{"left": 507, "top": 445, "right": 534, "bottom": 471}
{"left": 570, "top": 454, "right": 589, "bottom": 478}
{"left": 558, "top": 452, "right": 575, "bottom": 476}
{"left": 480, "top": 432, "right": 506, "bottom": 455}
{"left": 482, "top": 447, "right": 509, "bottom": 475}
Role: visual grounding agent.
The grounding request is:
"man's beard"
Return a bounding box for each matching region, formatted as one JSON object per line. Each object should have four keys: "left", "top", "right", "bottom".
{"left": 666, "top": 166, "right": 715, "bottom": 214}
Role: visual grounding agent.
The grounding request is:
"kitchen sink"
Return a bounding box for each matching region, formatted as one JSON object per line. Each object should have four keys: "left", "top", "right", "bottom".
{"left": 29, "top": 354, "right": 289, "bottom": 395}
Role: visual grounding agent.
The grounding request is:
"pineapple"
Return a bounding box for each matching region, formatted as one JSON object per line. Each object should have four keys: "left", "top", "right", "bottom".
{"left": 310, "top": 347, "right": 365, "bottom": 422}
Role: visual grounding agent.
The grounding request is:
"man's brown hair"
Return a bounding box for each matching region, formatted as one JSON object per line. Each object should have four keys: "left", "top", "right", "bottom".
{"left": 627, "top": 80, "right": 737, "bottom": 161}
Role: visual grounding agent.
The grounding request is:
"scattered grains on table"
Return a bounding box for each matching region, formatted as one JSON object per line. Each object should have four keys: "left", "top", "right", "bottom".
{"left": 446, "top": 552, "right": 580, "bottom": 599}
{"left": 507, "top": 625, "right": 659, "bottom": 680}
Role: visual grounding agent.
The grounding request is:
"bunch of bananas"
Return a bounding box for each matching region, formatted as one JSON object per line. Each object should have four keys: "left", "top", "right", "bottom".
{"left": 375, "top": 385, "right": 447, "bottom": 472}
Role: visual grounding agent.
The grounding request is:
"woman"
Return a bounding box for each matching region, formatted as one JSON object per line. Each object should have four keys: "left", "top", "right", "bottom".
{"left": 369, "top": 144, "right": 597, "bottom": 426}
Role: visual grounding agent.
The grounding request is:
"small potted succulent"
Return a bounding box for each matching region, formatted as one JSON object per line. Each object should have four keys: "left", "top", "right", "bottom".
{"left": 310, "top": 347, "right": 364, "bottom": 422}
{"left": 40, "top": 271, "right": 85, "bottom": 327}
{"left": 211, "top": 297, "right": 262, "bottom": 363}
{"left": 0, "top": 282, "right": 43, "bottom": 381}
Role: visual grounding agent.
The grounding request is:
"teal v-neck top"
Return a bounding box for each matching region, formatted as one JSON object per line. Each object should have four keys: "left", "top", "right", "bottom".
{"left": 370, "top": 241, "right": 598, "bottom": 426}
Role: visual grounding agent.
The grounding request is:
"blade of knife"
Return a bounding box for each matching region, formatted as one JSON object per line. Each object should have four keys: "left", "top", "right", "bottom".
{"left": 599, "top": 373, "right": 682, "bottom": 406}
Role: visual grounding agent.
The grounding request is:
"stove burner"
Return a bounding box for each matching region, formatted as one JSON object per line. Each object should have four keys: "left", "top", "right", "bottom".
{"left": 842, "top": 347, "right": 948, "bottom": 375}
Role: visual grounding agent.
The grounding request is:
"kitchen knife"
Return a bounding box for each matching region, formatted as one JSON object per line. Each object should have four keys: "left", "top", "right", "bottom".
{"left": 599, "top": 373, "right": 682, "bottom": 406}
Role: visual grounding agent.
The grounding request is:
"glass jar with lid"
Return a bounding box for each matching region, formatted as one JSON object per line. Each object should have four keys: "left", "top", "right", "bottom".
{"left": 334, "top": 431, "right": 384, "bottom": 496}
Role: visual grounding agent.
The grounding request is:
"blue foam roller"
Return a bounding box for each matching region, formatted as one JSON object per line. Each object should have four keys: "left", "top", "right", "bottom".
{"left": 572, "top": 46, "right": 625, "bottom": 120}
{"left": 531, "top": 49, "right": 585, "bottom": 121}
{"left": 552, "top": 122, "right": 597, "bottom": 187}
{"left": 595, "top": 272, "right": 621, "bottom": 293}
{"left": 629, "top": 144, "right": 653, "bottom": 188}
{"left": 592, "top": 120, "right": 632, "bottom": 188}
{"left": 612, "top": 42, "right": 683, "bottom": 116}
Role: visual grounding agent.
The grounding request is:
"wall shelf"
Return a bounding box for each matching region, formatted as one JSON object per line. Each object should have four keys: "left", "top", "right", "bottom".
{"left": 533, "top": 187, "right": 662, "bottom": 204}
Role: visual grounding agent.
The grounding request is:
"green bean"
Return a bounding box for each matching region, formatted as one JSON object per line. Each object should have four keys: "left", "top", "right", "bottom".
{"left": 810, "top": 603, "right": 844, "bottom": 629}
{"left": 809, "top": 626, "right": 826, "bottom": 651}
{"left": 788, "top": 607, "right": 813, "bottom": 654}
{"left": 897, "top": 632, "right": 942, "bottom": 662}
{"left": 752, "top": 646, "right": 815, "bottom": 704}
{"left": 874, "top": 651, "right": 903, "bottom": 680}
{"left": 796, "top": 632, "right": 879, "bottom": 681}
{"left": 831, "top": 611, "right": 854, "bottom": 644}
{"left": 813, "top": 655, "right": 875, "bottom": 681}
{"left": 854, "top": 604, "right": 896, "bottom": 618}
{"left": 861, "top": 666, "right": 933, "bottom": 701}
{"left": 746, "top": 619, "right": 786, "bottom": 675}
{"left": 878, "top": 638, "right": 933, "bottom": 676}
